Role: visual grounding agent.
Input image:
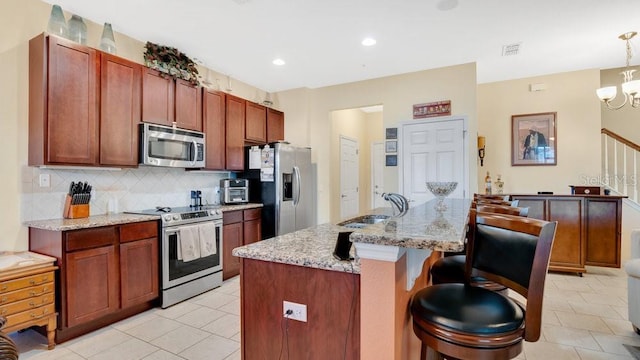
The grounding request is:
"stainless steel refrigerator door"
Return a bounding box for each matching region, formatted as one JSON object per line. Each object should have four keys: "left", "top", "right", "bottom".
{"left": 293, "top": 146, "right": 314, "bottom": 231}
{"left": 275, "top": 143, "right": 297, "bottom": 236}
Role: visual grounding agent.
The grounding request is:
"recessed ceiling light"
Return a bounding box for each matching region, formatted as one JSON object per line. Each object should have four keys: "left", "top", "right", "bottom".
{"left": 362, "top": 37, "right": 377, "bottom": 46}
{"left": 272, "top": 58, "right": 286, "bottom": 66}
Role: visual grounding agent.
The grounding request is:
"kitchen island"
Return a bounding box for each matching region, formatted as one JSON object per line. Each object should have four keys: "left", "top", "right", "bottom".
{"left": 233, "top": 198, "right": 471, "bottom": 360}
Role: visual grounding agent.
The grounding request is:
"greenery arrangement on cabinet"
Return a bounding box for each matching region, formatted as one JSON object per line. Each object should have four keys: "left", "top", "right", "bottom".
{"left": 143, "top": 41, "right": 200, "bottom": 86}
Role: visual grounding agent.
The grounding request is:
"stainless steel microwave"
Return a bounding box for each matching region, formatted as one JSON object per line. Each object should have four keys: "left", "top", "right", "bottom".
{"left": 139, "top": 123, "right": 205, "bottom": 168}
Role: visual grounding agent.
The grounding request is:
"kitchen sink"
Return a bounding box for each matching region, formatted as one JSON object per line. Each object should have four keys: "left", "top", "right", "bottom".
{"left": 338, "top": 214, "right": 390, "bottom": 228}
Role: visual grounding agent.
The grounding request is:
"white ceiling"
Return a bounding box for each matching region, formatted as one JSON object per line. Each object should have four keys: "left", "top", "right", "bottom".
{"left": 43, "top": 0, "right": 640, "bottom": 93}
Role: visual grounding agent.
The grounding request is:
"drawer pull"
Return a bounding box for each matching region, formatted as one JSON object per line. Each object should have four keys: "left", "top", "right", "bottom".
{"left": 29, "top": 290, "right": 47, "bottom": 297}
{"left": 0, "top": 309, "right": 6, "bottom": 315}
{"left": 0, "top": 297, "right": 7, "bottom": 304}
{"left": 0, "top": 285, "right": 7, "bottom": 291}
{"left": 29, "top": 297, "right": 49, "bottom": 307}
{"left": 30, "top": 308, "right": 48, "bottom": 319}
{"left": 29, "top": 278, "right": 49, "bottom": 286}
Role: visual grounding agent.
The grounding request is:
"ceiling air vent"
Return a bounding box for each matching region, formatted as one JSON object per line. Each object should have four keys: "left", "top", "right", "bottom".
{"left": 502, "top": 43, "right": 521, "bottom": 56}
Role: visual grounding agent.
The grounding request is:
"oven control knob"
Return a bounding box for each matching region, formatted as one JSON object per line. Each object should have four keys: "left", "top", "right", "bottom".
{"left": 163, "top": 214, "right": 172, "bottom": 222}
{"left": 209, "top": 210, "right": 219, "bottom": 216}
{"left": 173, "top": 214, "right": 180, "bottom": 221}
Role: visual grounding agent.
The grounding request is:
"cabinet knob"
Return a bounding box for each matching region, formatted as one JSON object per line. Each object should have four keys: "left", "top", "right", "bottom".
{"left": 0, "top": 285, "right": 7, "bottom": 291}
{"left": 0, "top": 297, "right": 7, "bottom": 303}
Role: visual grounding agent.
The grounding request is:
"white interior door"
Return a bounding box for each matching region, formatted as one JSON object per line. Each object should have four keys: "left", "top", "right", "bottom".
{"left": 340, "top": 136, "right": 359, "bottom": 220}
{"left": 401, "top": 117, "right": 467, "bottom": 206}
{"left": 371, "top": 142, "right": 386, "bottom": 209}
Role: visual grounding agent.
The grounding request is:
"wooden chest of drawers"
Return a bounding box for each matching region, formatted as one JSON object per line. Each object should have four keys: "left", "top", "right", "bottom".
{"left": 0, "top": 265, "right": 57, "bottom": 349}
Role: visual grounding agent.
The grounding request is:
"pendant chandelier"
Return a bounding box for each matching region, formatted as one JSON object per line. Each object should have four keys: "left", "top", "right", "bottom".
{"left": 596, "top": 31, "right": 640, "bottom": 109}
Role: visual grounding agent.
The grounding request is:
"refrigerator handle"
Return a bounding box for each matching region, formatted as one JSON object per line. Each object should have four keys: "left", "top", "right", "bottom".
{"left": 293, "top": 166, "right": 301, "bottom": 206}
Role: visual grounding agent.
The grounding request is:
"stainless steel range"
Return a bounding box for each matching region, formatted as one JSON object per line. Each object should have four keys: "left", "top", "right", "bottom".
{"left": 127, "top": 206, "right": 223, "bottom": 308}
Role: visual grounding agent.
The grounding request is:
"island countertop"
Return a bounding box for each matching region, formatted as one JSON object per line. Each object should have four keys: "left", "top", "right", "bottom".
{"left": 232, "top": 198, "right": 472, "bottom": 274}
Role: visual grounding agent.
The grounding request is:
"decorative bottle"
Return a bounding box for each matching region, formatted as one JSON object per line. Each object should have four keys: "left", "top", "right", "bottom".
{"left": 100, "top": 23, "right": 117, "bottom": 54}
{"left": 495, "top": 174, "right": 504, "bottom": 194}
{"left": 47, "top": 4, "right": 68, "bottom": 38}
{"left": 484, "top": 171, "right": 492, "bottom": 195}
{"left": 68, "top": 15, "right": 87, "bottom": 45}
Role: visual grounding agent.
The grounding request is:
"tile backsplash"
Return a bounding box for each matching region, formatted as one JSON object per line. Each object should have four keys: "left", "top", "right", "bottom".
{"left": 22, "top": 166, "right": 232, "bottom": 221}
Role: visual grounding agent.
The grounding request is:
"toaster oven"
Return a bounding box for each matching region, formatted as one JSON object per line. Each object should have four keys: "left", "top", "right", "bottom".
{"left": 221, "top": 179, "right": 249, "bottom": 204}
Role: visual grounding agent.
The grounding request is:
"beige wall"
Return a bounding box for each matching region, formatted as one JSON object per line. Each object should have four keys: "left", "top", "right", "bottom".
{"left": 328, "top": 109, "right": 384, "bottom": 223}
{"left": 279, "top": 63, "right": 478, "bottom": 224}
{"left": 477, "top": 69, "right": 602, "bottom": 195}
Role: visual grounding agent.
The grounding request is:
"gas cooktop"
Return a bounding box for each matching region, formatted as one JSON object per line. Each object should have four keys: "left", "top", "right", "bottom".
{"left": 126, "top": 206, "right": 222, "bottom": 226}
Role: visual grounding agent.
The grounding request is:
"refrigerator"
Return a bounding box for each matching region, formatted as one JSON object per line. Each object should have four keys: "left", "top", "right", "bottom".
{"left": 244, "top": 142, "right": 316, "bottom": 240}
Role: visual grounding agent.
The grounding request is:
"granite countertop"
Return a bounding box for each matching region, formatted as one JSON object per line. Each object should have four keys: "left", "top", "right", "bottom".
{"left": 233, "top": 198, "right": 472, "bottom": 274}
{"left": 232, "top": 223, "right": 361, "bottom": 274}
{"left": 349, "top": 198, "right": 471, "bottom": 252}
{"left": 24, "top": 203, "right": 263, "bottom": 231}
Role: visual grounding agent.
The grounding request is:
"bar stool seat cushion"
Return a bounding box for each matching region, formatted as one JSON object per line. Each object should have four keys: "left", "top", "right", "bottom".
{"left": 411, "top": 283, "right": 524, "bottom": 335}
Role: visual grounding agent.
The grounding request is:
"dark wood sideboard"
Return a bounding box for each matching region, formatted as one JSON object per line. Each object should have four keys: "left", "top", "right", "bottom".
{"left": 509, "top": 194, "right": 624, "bottom": 275}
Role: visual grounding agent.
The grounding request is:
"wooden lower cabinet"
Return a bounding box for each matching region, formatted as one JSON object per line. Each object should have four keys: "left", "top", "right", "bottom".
{"left": 66, "top": 245, "right": 119, "bottom": 327}
{"left": 511, "top": 194, "right": 623, "bottom": 274}
{"left": 223, "top": 208, "right": 262, "bottom": 280}
{"left": 241, "top": 258, "right": 360, "bottom": 359}
{"left": 29, "top": 220, "right": 159, "bottom": 342}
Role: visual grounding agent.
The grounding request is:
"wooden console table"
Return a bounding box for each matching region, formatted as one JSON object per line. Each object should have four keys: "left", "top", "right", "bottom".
{"left": 0, "top": 252, "right": 57, "bottom": 349}
{"left": 510, "top": 194, "right": 624, "bottom": 275}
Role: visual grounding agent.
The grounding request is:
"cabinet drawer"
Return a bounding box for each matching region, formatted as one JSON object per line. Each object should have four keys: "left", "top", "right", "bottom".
{"left": 243, "top": 208, "right": 261, "bottom": 221}
{"left": 5, "top": 303, "right": 55, "bottom": 328}
{"left": 66, "top": 226, "right": 117, "bottom": 251}
{"left": 0, "top": 271, "right": 55, "bottom": 294}
{"left": 223, "top": 210, "right": 243, "bottom": 225}
{"left": 0, "top": 283, "right": 54, "bottom": 305}
{"left": 0, "top": 293, "right": 54, "bottom": 317}
{"left": 120, "top": 221, "right": 158, "bottom": 243}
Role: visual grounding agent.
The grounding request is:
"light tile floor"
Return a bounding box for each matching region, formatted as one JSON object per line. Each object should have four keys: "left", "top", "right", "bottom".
{"left": 9, "top": 266, "right": 640, "bottom": 359}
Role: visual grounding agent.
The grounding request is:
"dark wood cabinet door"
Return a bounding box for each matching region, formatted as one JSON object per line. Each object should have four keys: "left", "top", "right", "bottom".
{"left": 267, "top": 108, "right": 285, "bottom": 143}
{"left": 100, "top": 53, "right": 141, "bottom": 167}
{"left": 243, "top": 208, "right": 262, "bottom": 245}
{"left": 223, "top": 222, "right": 243, "bottom": 280}
{"left": 243, "top": 219, "right": 261, "bottom": 245}
{"left": 142, "top": 68, "right": 174, "bottom": 126}
{"left": 120, "top": 237, "right": 159, "bottom": 308}
{"left": 547, "top": 198, "right": 584, "bottom": 273}
{"left": 175, "top": 79, "right": 202, "bottom": 131}
{"left": 245, "top": 101, "right": 266, "bottom": 143}
{"left": 226, "top": 95, "right": 246, "bottom": 170}
{"left": 203, "top": 89, "right": 226, "bottom": 170}
{"left": 585, "top": 198, "right": 622, "bottom": 267}
{"left": 65, "top": 246, "right": 119, "bottom": 327}
{"left": 46, "top": 35, "right": 99, "bottom": 165}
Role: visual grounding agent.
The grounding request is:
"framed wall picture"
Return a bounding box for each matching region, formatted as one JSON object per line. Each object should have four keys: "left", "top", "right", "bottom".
{"left": 511, "top": 112, "right": 557, "bottom": 166}
{"left": 385, "top": 128, "right": 397, "bottom": 139}
{"left": 386, "top": 155, "right": 397, "bottom": 166}
{"left": 385, "top": 140, "right": 397, "bottom": 153}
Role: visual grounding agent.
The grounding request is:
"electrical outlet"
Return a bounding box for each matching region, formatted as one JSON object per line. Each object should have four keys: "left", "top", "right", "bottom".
{"left": 283, "top": 301, "right": 307, "bottom": 322}
{"left": 39, "top": 174, "right": 50, "bottom": 188}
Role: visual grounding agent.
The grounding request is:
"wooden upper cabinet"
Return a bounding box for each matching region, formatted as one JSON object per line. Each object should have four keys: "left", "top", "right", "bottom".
{"left": 226, "top": 95, "right": 246, "bottom": 171}
{"left": 141, "top": 68, "right": 174, "bottom": 126}
{"left": 29, "top": 34, "right": 99, "bottom": 166}
{"left": 203, "top": 89, "right": 226, "bottom": 170}
{"left": 175, "top": 79, "right": 202, "bottom": 131}
{"left": 245, "top": 101, "right": 266, "bottom": 143}
{"left": 100, "top": 53, "right": 141, "bottom": 167}
{"left": 267, "top": 108, "right": 285, "bottom": 143}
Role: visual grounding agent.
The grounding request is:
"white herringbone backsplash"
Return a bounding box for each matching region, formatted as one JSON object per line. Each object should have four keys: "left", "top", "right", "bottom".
{"left": 21, "top": 166, "right": 232, "bottom": 221}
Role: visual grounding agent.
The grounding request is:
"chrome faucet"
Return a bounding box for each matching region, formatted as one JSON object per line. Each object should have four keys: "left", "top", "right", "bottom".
{"left": 382, "top": 193, "right": 410, "bottom": 217}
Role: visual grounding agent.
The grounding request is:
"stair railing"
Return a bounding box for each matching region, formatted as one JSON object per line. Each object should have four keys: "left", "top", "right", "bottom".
{"left": 601, "top": 128, "right": 640, "bottom": 204}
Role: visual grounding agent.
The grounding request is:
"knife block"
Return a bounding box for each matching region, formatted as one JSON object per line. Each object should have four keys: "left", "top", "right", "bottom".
{"left": 63, "top": 195, "right": 89, "bottom": 219}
